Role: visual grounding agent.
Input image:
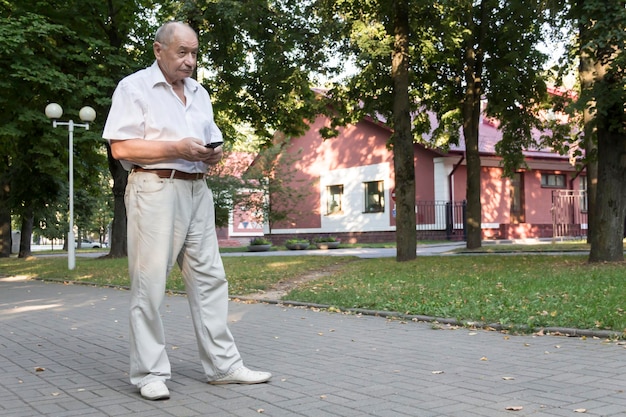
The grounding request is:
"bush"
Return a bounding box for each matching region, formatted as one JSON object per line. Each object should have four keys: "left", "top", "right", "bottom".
{"left": 313, "top": 236, "right": 338, "bottom": 243}
{"left": 249, "top": 237, "right": 271, "bottom": 245}
{"left": 285, "top": 238, "right": 310, "bottom": 245}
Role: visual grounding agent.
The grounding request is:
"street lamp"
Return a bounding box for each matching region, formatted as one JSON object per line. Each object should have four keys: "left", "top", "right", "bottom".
{"left": 45, "top": 103, "right": 96, "bottom": 270}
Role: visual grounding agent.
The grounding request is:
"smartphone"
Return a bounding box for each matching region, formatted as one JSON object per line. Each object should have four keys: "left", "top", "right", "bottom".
{"left": 205, "top": 141, "right": 223, "bottom": 149}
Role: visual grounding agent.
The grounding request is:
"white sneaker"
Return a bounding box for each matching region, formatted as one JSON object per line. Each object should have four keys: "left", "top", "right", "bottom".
{"left": 140, "top": 380, "right": 170, "bottom": 400}
{"left": 209, "top": 366, "right": 272, "bottom": 385}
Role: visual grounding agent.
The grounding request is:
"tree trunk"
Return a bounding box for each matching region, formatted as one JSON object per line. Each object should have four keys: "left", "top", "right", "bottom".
{"left": 18, "top": 207, "right": 33, "bottom": 258}
{"left": 461, "top": 4, "right": 486, "bottom": 250}
{"left": 105, "top": 143, "right": 128, "bottom": 258}
{"left": 391, "top": 0, "right": 416, "bottom": 262}
{"left": 578, "top": 14, "right": 598, "bottom": 245}
{"left": 463, "top": 105, "right": 482, "bottom": 250}
{"left": 0, "top": 174, "right": 10, "bottom": 258}
{"left": 585, "top": 146, "right": 598, "bottom": 245}
{"left": 0, "top": 211, "right": 10, "bottom": 258}
{"left": 587, "top": 28, "right": 626, "bottom": 262}
{"left": 589, "top": 128, "right": 626, "bottom": 262}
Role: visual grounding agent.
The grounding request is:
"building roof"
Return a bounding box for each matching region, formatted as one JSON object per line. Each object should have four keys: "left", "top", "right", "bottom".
{"left": 366, "top": 107, "right": 571, "bottom": 162}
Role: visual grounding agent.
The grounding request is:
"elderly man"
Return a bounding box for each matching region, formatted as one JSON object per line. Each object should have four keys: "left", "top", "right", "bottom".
{"left": 103, "top": 21, "right": 271, "bottom": 400}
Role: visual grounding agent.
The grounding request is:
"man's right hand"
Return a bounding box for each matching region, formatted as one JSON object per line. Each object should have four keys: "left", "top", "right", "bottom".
{"left": 178, "top": 137, "right": 216, "bottom": 162}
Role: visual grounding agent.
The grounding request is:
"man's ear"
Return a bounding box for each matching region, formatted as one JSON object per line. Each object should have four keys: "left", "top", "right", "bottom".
{"left": 153, "top": 42, "right": 162, "bottom": 59}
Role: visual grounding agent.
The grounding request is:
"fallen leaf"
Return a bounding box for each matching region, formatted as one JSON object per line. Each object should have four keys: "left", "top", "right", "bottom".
{"left": 574, "top": 409, "right": 587, "bottom": 413}
{"left": 480, "top": 356, "right": 488, "bottom": 361}
{"left": 505, "top": 406, "right": 523, "bottom": 411}
{"left": 34, "top": 367, "right": 45, "bottom": 372}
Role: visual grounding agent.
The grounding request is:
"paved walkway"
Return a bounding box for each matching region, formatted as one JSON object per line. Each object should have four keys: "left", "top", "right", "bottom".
{"left": 1, "top": 275, "right": 624, "bottom": 417}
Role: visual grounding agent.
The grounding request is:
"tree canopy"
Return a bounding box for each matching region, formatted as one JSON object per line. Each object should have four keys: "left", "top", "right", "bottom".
{"left": 317, "top": 0, "right": 552, "bottom": 252}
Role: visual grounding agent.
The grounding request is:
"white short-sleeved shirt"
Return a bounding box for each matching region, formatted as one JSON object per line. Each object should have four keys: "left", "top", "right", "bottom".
{"left": 102, "top": 61, "right": 223, "bottom": 172}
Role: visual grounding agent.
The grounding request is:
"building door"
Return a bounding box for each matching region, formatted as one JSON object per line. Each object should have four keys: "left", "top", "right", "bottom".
{"left": 510, "top": 172, "right": 525, "bottom": 223}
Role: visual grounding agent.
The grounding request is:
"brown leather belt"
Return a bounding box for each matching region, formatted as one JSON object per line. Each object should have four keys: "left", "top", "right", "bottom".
{"left": 132, "top": 166, "right": 206, "bottom": 180}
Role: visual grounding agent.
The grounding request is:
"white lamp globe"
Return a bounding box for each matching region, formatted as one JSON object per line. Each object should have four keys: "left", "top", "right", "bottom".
{"left": 79, "top": 106, "right": 96, "bottom": 122}
{"left": 45, "top": 103, "right": 63, "bottom": 119}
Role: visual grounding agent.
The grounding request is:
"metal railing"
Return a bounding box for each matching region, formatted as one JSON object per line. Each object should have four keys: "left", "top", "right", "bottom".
{"left": 415, "top": 200, "right": 467, "bottom": 240}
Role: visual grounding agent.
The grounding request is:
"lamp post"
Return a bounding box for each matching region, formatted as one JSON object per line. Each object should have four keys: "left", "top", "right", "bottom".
{"left": 45, "top": 103, "right": 96, "bottom": 270}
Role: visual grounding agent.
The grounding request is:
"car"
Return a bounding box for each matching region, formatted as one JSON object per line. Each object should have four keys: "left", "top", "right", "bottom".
{"left": 75, "top": 239, "right": 102, "bottom": 249}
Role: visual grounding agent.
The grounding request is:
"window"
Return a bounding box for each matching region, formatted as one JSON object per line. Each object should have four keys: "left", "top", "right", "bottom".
{"left": 509, "top": 172, "right": 525, "bottom": 223}
{"left": 326, "top": 185, "right": 343, "bottom": 215}
{"left": 541, "top": 173, "right": 566, "bottom": 188}
{"left": 364, "top": 181, "right": 384, "bottom": 213}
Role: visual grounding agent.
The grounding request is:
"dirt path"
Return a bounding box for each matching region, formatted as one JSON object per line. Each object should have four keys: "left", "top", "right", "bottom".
{"left": 242, "top": 263, "right": 348, "bottom": 301}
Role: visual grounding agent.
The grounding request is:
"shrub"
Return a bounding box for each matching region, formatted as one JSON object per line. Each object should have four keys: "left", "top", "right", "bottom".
{"left": 285, "top": 238, "right": 310, "bottom": 245}
{"left": 313, "top": 236, "right": 338, "bottom": 243}
{"left": 249, "top": 237, "right": 271, "bottom": 245}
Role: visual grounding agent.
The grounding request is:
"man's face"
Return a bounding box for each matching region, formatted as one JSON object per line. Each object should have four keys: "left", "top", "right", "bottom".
{"left": 153, "top": 25, "right": 198, "bottom": 85}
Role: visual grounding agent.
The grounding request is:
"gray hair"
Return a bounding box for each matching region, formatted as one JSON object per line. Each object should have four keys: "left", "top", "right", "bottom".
{"left": 154, "top": 21, "right": 194, "bottom": 48}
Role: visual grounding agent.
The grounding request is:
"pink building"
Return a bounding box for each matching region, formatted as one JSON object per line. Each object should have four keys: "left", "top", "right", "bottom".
{"left": 225, "top": 112, "right": 587, "bottom": 244}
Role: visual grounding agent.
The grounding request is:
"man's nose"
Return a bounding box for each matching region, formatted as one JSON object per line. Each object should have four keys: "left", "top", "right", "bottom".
{"left": 184, "top": 53, "right": 196, "bottom": 66}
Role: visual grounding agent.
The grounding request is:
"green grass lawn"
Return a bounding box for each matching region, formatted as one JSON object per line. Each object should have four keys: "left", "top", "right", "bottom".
{"left": 285, "top": 255, "right": 625, "bottom": 334}
{"left": 1, "top": 251, "right": 624, "bottom": 336}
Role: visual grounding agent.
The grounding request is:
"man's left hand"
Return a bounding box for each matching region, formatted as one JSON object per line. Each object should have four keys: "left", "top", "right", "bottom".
{"left": 202, "top": 146, "right": 223, "bottom": 165}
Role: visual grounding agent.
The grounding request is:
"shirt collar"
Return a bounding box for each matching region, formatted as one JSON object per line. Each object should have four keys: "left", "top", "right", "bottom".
{"left": 148, "top": 61, "right": 199, "bottom": 93}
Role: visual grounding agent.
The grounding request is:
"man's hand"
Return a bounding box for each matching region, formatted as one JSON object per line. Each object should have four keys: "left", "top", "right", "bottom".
{"left": 202, "top": 145, "right": 223, "bottom": 165}
{"left": 180, "top": 137, "right": 223, "bottom": 165}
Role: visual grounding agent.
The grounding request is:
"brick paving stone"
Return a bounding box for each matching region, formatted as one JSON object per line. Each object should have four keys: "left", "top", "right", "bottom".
{"left": 1, "top": 277, "right": 624, "bottom": 417}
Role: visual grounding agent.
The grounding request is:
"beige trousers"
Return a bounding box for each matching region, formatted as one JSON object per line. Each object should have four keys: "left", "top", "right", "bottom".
{"left": 125, "top": 171, "right": 242, "bottom": 388}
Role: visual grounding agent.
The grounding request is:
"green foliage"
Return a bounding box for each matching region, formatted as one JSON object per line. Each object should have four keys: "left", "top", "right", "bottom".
{"left": 314, "top": 0, "right": 557, "bottom": 253}
{"left": 579, "top": 1, "right": 626, "bottom": 135}
{"left": 172, "top": 0, "right": 337, "bottom": 143}
{"left": 0, "top": 0, "right": 159, "bottom": 255}
{"left": 313, "top": 236, "right": 338, "bottom": 243}
{"left": 285, "top": 238, "right": 310, "bottom": 245}
{"left": 249, "top": 237, "right": 272, "bottom": 245}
